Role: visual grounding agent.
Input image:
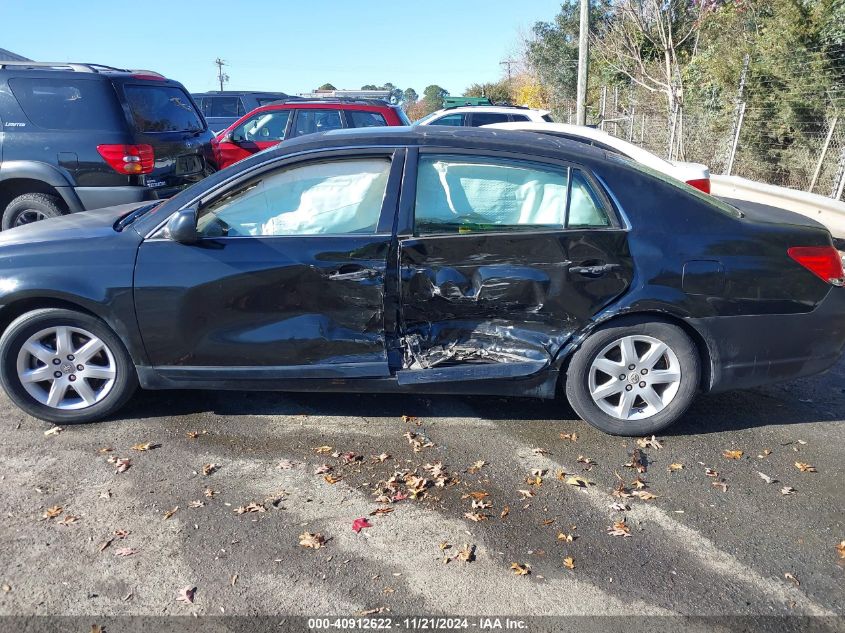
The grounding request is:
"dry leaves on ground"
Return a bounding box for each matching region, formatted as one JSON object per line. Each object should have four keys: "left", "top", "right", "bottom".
{"left": 176, "top": 586, "right": 196, "bottom": 604}
{"left": 107, "top": 456, "right": 131, "bottom": 473}
{"left": 324, "top": 474, "right": 342, "bottom": 484}
{"left": 201, "top": 463, "right": 219, "bottom": 476}
{"left": 784, "top": 573, "right": 800, "bottom": 586}
{"left": 404, "top": 431, "right": 434, "bottom": 452}
{"left": 132, "top": 442, "right": 159, "bottom": 452}
{"left": 467, "top": 460, "right": 486, "bottom": 473}
{"left": 44, "top": 426, "right": 63, "bottom": 437}
{"left": 637, "top": 436, "right": 662, "bottom": 449}
{"left": 189, "top": 500, "right": 205, "bottom": 508}
{"left": 723, "top": 450, "right": 744, "bottom": 460}
{"left": 57, "top": 515, "right": 79, "bottom": 526}
{"left": 781, "top": 486, "right": 796, "bottom": 495}
{"left": 607, "top": 520, "right": 632, "bottom": 537}
{"left": 163, "top": 507, "right": 178, "bottom": 520}
{"left": 668, "top": 463, "right": 684, "bottom": 472}
{"left": 565, "top": 476, "right": 593, "bottom": 488}
{"left": 757, "top": 472, "right": 777, "bottom": 484}
{"left": 299, "top": 532, "right": 326, "bottom": 549}
{"left": 563, "top": 556, "right": 576, "bottom": 570}
{"left": 559, "top": 433, "right": 578, "bottom": 442}
{"left": 510, "top": 562, "right": 531, "bottom": 576}
{"left": 42, "top": 505, "right": 63, "bottom": 519}
{"left": 114, "top": 547, "right": 137, "bottom": 557}
{"left": 836, "top": 541, "right": 845, "bottom": 560}
{"left": 794, "top": 462, "right": 816, "bottom": 473}
{"left": 235, "top": 502, "right": 266, "bottom": 514}
{"left": 464, "top": 512, "right": 489, "bottom": 523}
{"left": 624, "top": 449, "right": 647, "bottom": 473}
{"left": 557, "top": 532, "right": 576, "bottom": 542}
{"left": 712, "top": 481, "right": 728, "bottom": 492}
{"left": 352, "top": 518, "right": 373, "bottom": 533}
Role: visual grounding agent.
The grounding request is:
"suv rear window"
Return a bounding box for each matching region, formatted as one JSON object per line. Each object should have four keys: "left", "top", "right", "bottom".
{"left": 348, "top": 111, "right": 387, "bottom": 128}
{"left": 124, "top": 84, "right": 204, "bottom": 133}
{"left": 8, "top": 77, "right": 125, "bottom": 131}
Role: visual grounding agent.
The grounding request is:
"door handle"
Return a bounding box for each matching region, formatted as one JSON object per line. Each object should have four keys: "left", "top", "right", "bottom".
{"left": 328, "top": 265, "right": 379, "bottom": 281}
{"left": 569, "top": 263, "right": 620, "bottom": 276}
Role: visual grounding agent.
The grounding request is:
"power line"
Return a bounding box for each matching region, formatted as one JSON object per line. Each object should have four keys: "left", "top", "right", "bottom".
{"left": 214, "top": 57, "right": 229, "bottom": 92}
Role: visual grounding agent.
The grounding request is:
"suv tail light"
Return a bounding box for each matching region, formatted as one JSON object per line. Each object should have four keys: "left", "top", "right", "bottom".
{"left": 686, "top": 178, "right": 711, "bottom": 194}
{"left": 96, "top": 144, "right": 154, "bottom": 175}
{"left": 788, "top": 246, "right": 845, "bottom": 286}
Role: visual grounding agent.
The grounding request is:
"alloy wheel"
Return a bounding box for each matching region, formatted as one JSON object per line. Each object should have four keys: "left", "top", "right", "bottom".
{"left": 14, "top": 209, "right": 48, "bottom": 226}
{"left": 16, "top": 326, "right": 117, "bottom": 410}
{"left": 587, "top": 334, "right": 681, "bottom": 421}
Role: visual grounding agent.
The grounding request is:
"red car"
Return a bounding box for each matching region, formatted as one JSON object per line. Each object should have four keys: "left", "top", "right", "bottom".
{"left": 212, "top": 99, "right": 410, "bottom": 169}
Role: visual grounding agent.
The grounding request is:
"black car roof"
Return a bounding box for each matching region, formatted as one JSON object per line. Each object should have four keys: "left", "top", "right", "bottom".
{"left": 190, "top": 91, "right": 292, "bottom": 97}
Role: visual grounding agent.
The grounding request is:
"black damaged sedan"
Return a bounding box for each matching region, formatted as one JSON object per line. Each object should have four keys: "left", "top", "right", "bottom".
{"left": 0, "top": 127, "right": 843, "bottom": 435}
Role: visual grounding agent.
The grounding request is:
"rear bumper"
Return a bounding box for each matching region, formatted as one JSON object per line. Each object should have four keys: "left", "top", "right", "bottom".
{"left": 690, "top": 287, "right": 845, "bottom": 392}
{"left": 74, "top": 186, "right": 183, "bottom": 211}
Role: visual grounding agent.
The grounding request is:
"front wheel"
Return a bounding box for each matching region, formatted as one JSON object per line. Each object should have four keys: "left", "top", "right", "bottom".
{"left": 565, "top": 318, "right": 700, "bottom": 436}
{"left": 0, "top": 308, "right": 137, "bottom": 424}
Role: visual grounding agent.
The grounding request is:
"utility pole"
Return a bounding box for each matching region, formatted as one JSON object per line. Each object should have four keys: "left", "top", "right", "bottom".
{"left": 214, "top": 57, "right": 229, "bottom": 92}
{"left": 500, "top": 59, "right": 517, "bottom": 84}
{"left": 575, "top": 0, "right": 589, "bottom": 125}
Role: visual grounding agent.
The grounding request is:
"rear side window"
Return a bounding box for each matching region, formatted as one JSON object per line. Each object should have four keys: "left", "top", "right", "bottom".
{"left": 124, "top": 85, "right": 204, "bottom": 133}
{"left": 542, "top": 113, "right": 554, "bottom": 122}
{"left": 8, "top": 77, "right": 124, "bottom": 131}
{"left": 414, "top": 155, "right": 610, "bottom": 234}
{"left": 347, "top": 110, "right": 387, "bottom": 128}
{"left": 469, "top": 112, "right": 510, "bottom": 126}
{"left": 510, "top": 114, "right": 530, "bottom": 122}
{"left": 290, "top": 109, "right": 343, "bottom": 137}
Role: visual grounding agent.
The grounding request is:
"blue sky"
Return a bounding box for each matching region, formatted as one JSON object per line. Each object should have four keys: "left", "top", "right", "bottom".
{"left": 2, "top": 0, "right": 564, "bottom": 95}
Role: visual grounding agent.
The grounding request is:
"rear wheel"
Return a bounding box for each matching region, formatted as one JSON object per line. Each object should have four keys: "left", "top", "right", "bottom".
{"left": 2, "top": 193, "right": 66, "bottom": 230}
{"left": 565, "top": 317, "right": 700, "bottom": 435}
{"left": 0, "top": 309, "right": 137, "bottom": 424}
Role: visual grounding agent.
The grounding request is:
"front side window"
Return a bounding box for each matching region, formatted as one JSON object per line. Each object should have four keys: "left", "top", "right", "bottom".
{"left": 124, "top": 85, "right": 204, "bottom": 132}
{"left": 233, "top": 110, "right": 291, "bottom": 142}
{"left": 196, "top": 158, "right": 391, "bottom": 237}
{"left": 429, "top": 113, "right": 465, "bottom": 126}
{"left": 8, "top": 77, "right": 124, "bottom": 131}
{"left": 290, "top": 109, "right": 344, "bottom": 137}
{"left": 469, "top": 112, "right": 510, "bottom": 126}
{"left": 348, "top": 110, "right": 387, "bottom": 128}
{"left": 414, "top": 155, "right": 610, "bottom": 234}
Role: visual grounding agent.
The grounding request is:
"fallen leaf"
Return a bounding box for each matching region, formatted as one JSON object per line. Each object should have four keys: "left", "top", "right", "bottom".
{"left": 780, "top": 486, "right": 796, "bottom": 495}
{"left": 341, "top": 452, "right": 362, "bottom": 464}
{"left": 44, "top": 426, "right": 63, "bottom": 437}
{"left": 373, "top": 453, "right": 391, "bottom": 463}
{"left": 203, "top": 488, "right": 217, "bottom": 498}
{"left": 186, "top": 431, "right": 200, "bottom": 439}
{"left": 189, "top": 500, "right": 205, "bottom": 508}
{"left": 510, "top": 562, "right": 531, "bottom": 576}
{"left": 563, "top": 556, "right": 576, "bottom": 570}
{"left": 668, "top": 463, "right": 684, "bottom": 472}
{"left": 758, "top": 449, "right": 772, "bottom": 458}
{"left": 352, "top": 518, "right": 373, "bottom": 533}
{"left": 557, "top": 532, "right": 576, "bottom": 542}
{"left": 113, "top": 529, "right": 129, "bottom": 538}
{"left": 114, "top": 547, "right": 137, "bottom": 557}
{"left": 112, "top": 458, "right": 131, "bottom": 474}
{"left": 757, "top": 472, "right": 777, "bottom": 484}
{"left": 464, "top": 512, "right": 489, "bottom": 522}
{"left": 234, "top": 502, "right": 266, "bottom": 514}
{"left": 712, "top": 481, "right": 728, "bottom": 492}
{"left": 163, "top": 507, "right": 178, "bottom": 520}
{"left": 836, "top": 541, "right": 845, "bottom": 560}
{"left": 705, "top": 468, "right": 719, "bottom": 477}
{"left": 131, "top": 442, "right": 158, "bottom": 452}
{"left": 607, "top": 520, "right": 632, "bottom": 537}
{"left": 314, "top": 464, "right": 333, "bottom": 475}
{"left": 231, "top": 573, "right": 238, "bottom": 587}
{"left": 636, "top": 435, "right": 662, "bottom": 449}
{"left": 313, "top": 446, "right": 333, "bottom": 454}
{"left": 532, "top": 447, "right": 550, "bottom": 456}
{"left": 324, "top": 474, "right": 342, "bottom": 484}
{"left": 559, "top": 432, "right": 578, "bottom": 442}
{"left": 57, "top": 515, "right": 79, "bottom": 526}
{"left": 99, "top": 490, "right": 111, "bottom": 499}
{"left": 500, "top": 506, "right": 510, "bottom": 519}
{"left": 467, "top": 460, "right": 486, "bottom": 473}
{"left": 471, "top": 499, "right": 492, "bottom": 510}
{"left": 633, "top": 490, "right": 658, "bottom": 500}
{"left": 631, "top": 476, "right": 648, "bottom": 490}
{"left": 624, "top": 449, "right": 647, "bottom": 473}
{"left": 202, "top": 463, "right": 218, "bottom": 476}
{"left": 577, "top": 455, "right": 596, "bottom": 465}
{"left": 794, "top": 462, "right": 816, "bottom": 473}
{"left": 564, "top": 476, "right": 593, "bottom": 488}
{"left": 610, "top": 502, "right": 630, "bottom": 512}
{"left": 462, "top": 491, "right": 489, "bottom": 501}
{"left": 525, "top": 474, "right": 543, "bottom": 487}
{"left": 403, "top": 431, "right": 434, "bottom": 452}
{"left": 299, "top": 532, "right": 325, "bottom": 549}
{"left": 359, "top": 607, "right": 389, "bottom": 615}
{"left": 98, "top": 538, "right": 114, "bottom": 552}
{"left": 455, "top": 544, "right": 475, "bottom": 562}
{"left": 517, "top": 489, "right": 535, "bottom": 499}
{"left": 369, "top": 507, "right": 394, "bottom": 516}
{"left": 723, "top": 450, "right": 744, "bottom": 460}
{"left": 400, "top": 414, "right": 418, "bottom": 423}
{"left": 784, "top": 572, "right": 799, "bottom": 586}
{"left": 43, "top": 505, "right": 63, "bottom": 519}
{"left": 98, "top": 447, "right": 113, "bottom": 453}
{"left": 176, "top": 586, "right": 196, "bottom": 604}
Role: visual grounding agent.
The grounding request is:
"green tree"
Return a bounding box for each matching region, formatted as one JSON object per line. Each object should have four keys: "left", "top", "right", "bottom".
{"left": 317, "top": 83, "right": 337, "bottom": 91}
{"left": 465, "top": 80, "right": 512, "bottom": 104}
{"left": 403, "top": 87, "right": 419, "bottom": 106}
{"left": 422, "top": 85, "right": 449, "bottom": 113}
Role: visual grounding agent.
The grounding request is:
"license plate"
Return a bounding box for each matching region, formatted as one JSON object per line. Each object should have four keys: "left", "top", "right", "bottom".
{"left": 175, "top": 154, "right": 203, "bottom": 176}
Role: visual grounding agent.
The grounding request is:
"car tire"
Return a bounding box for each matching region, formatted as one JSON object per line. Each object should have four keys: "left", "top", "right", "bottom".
{"left": 565, "top": 317, "right": 700, "bottom": 436}
{"left": 2, "top": 193, "right": 66, "bottom": 230}
{"left": 0, "top": 308, "right": 138, "bottom": 424}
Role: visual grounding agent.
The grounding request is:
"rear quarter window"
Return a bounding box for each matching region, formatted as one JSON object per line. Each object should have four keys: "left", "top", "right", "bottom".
{"left": 124, "top": 84, "right": 204, "bottom": 133}
{"left": 8, "top": 77, "right": 125, "bottom": 131}
{"left": 347, "top": 110, "right": 387, "bottom": 128}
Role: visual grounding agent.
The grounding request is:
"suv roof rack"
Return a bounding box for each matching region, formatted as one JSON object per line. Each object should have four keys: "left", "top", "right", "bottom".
{"left": 443, "top": 101, "right": 531, "bottom": 110}
{"left": 267, "top": 97, "right": 392, "bottom": 107}
{"left": 0, "top": 61, "right": 166, "bottom": 78}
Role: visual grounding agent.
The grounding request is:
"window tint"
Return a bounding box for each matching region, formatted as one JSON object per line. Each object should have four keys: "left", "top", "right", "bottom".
{"left": 429, "top": 113, "right": 465, "bottom": 126}
{"left": 256, "top": 97, "right": 284, "bottom": 106}
{"left": 8, "top": 77, "right": 124, "bottom": 131}
{"left": 290, "top": 109, "right": 344, "bottom": 137}
{"left": 124, "top": 85, "right": 204, "bottom": 132}
{"left": 510, "top": 114, "right": 530, "bottom": 122}
{"left": 196, "top": 158, "right": 391, "bottom": 237}
{"left": 206, "top": 96, "right": 243, "bottom": 118}
{"left": 233, "top": 110, "right": 291, "bottom": 142}
{"left": 542, "top": 113, "right": 554, "bottom": 122}
{"left": 568, "top": 170, "right": 610, "bottom": 227}
{"left": 347, "top": 110, "right": 387, "bottom": 128}
{"left": 414, "top": 156, "right": 611, "bottom": 234}
{"left": 469, "top": 112, "right": 510, "bottom": 126}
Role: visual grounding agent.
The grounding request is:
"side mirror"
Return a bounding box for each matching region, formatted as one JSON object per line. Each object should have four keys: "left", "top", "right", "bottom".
{"left": 166, "top": 206, "right": 200, "bottom": 244}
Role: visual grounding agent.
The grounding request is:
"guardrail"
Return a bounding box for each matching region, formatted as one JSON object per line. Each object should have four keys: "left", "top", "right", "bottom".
{"left": 712, "top": 175, "right": 845, "bottom": 240}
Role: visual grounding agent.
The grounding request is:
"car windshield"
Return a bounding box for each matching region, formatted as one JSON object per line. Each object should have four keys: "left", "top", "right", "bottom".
{"left": 124, "top": 84, "right": 205, "bottom": 133}
{"left": 413, "top": 111, "right": 443, "bottom": 125}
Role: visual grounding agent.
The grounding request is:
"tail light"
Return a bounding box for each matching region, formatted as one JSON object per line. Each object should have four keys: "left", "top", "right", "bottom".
{"left": 788, "top": 246, "right": 845, "bottom": 286}
{"left": 96, "top": 144, "right": 154, "bottom": 175}
{"left": 686, "top": 178, "right": 711, "bottom": 194}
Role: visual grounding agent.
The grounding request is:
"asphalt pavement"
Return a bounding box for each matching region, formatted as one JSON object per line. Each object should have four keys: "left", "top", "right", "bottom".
{"left": 0, "top": 354, "right": 843, "bottom": 626}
